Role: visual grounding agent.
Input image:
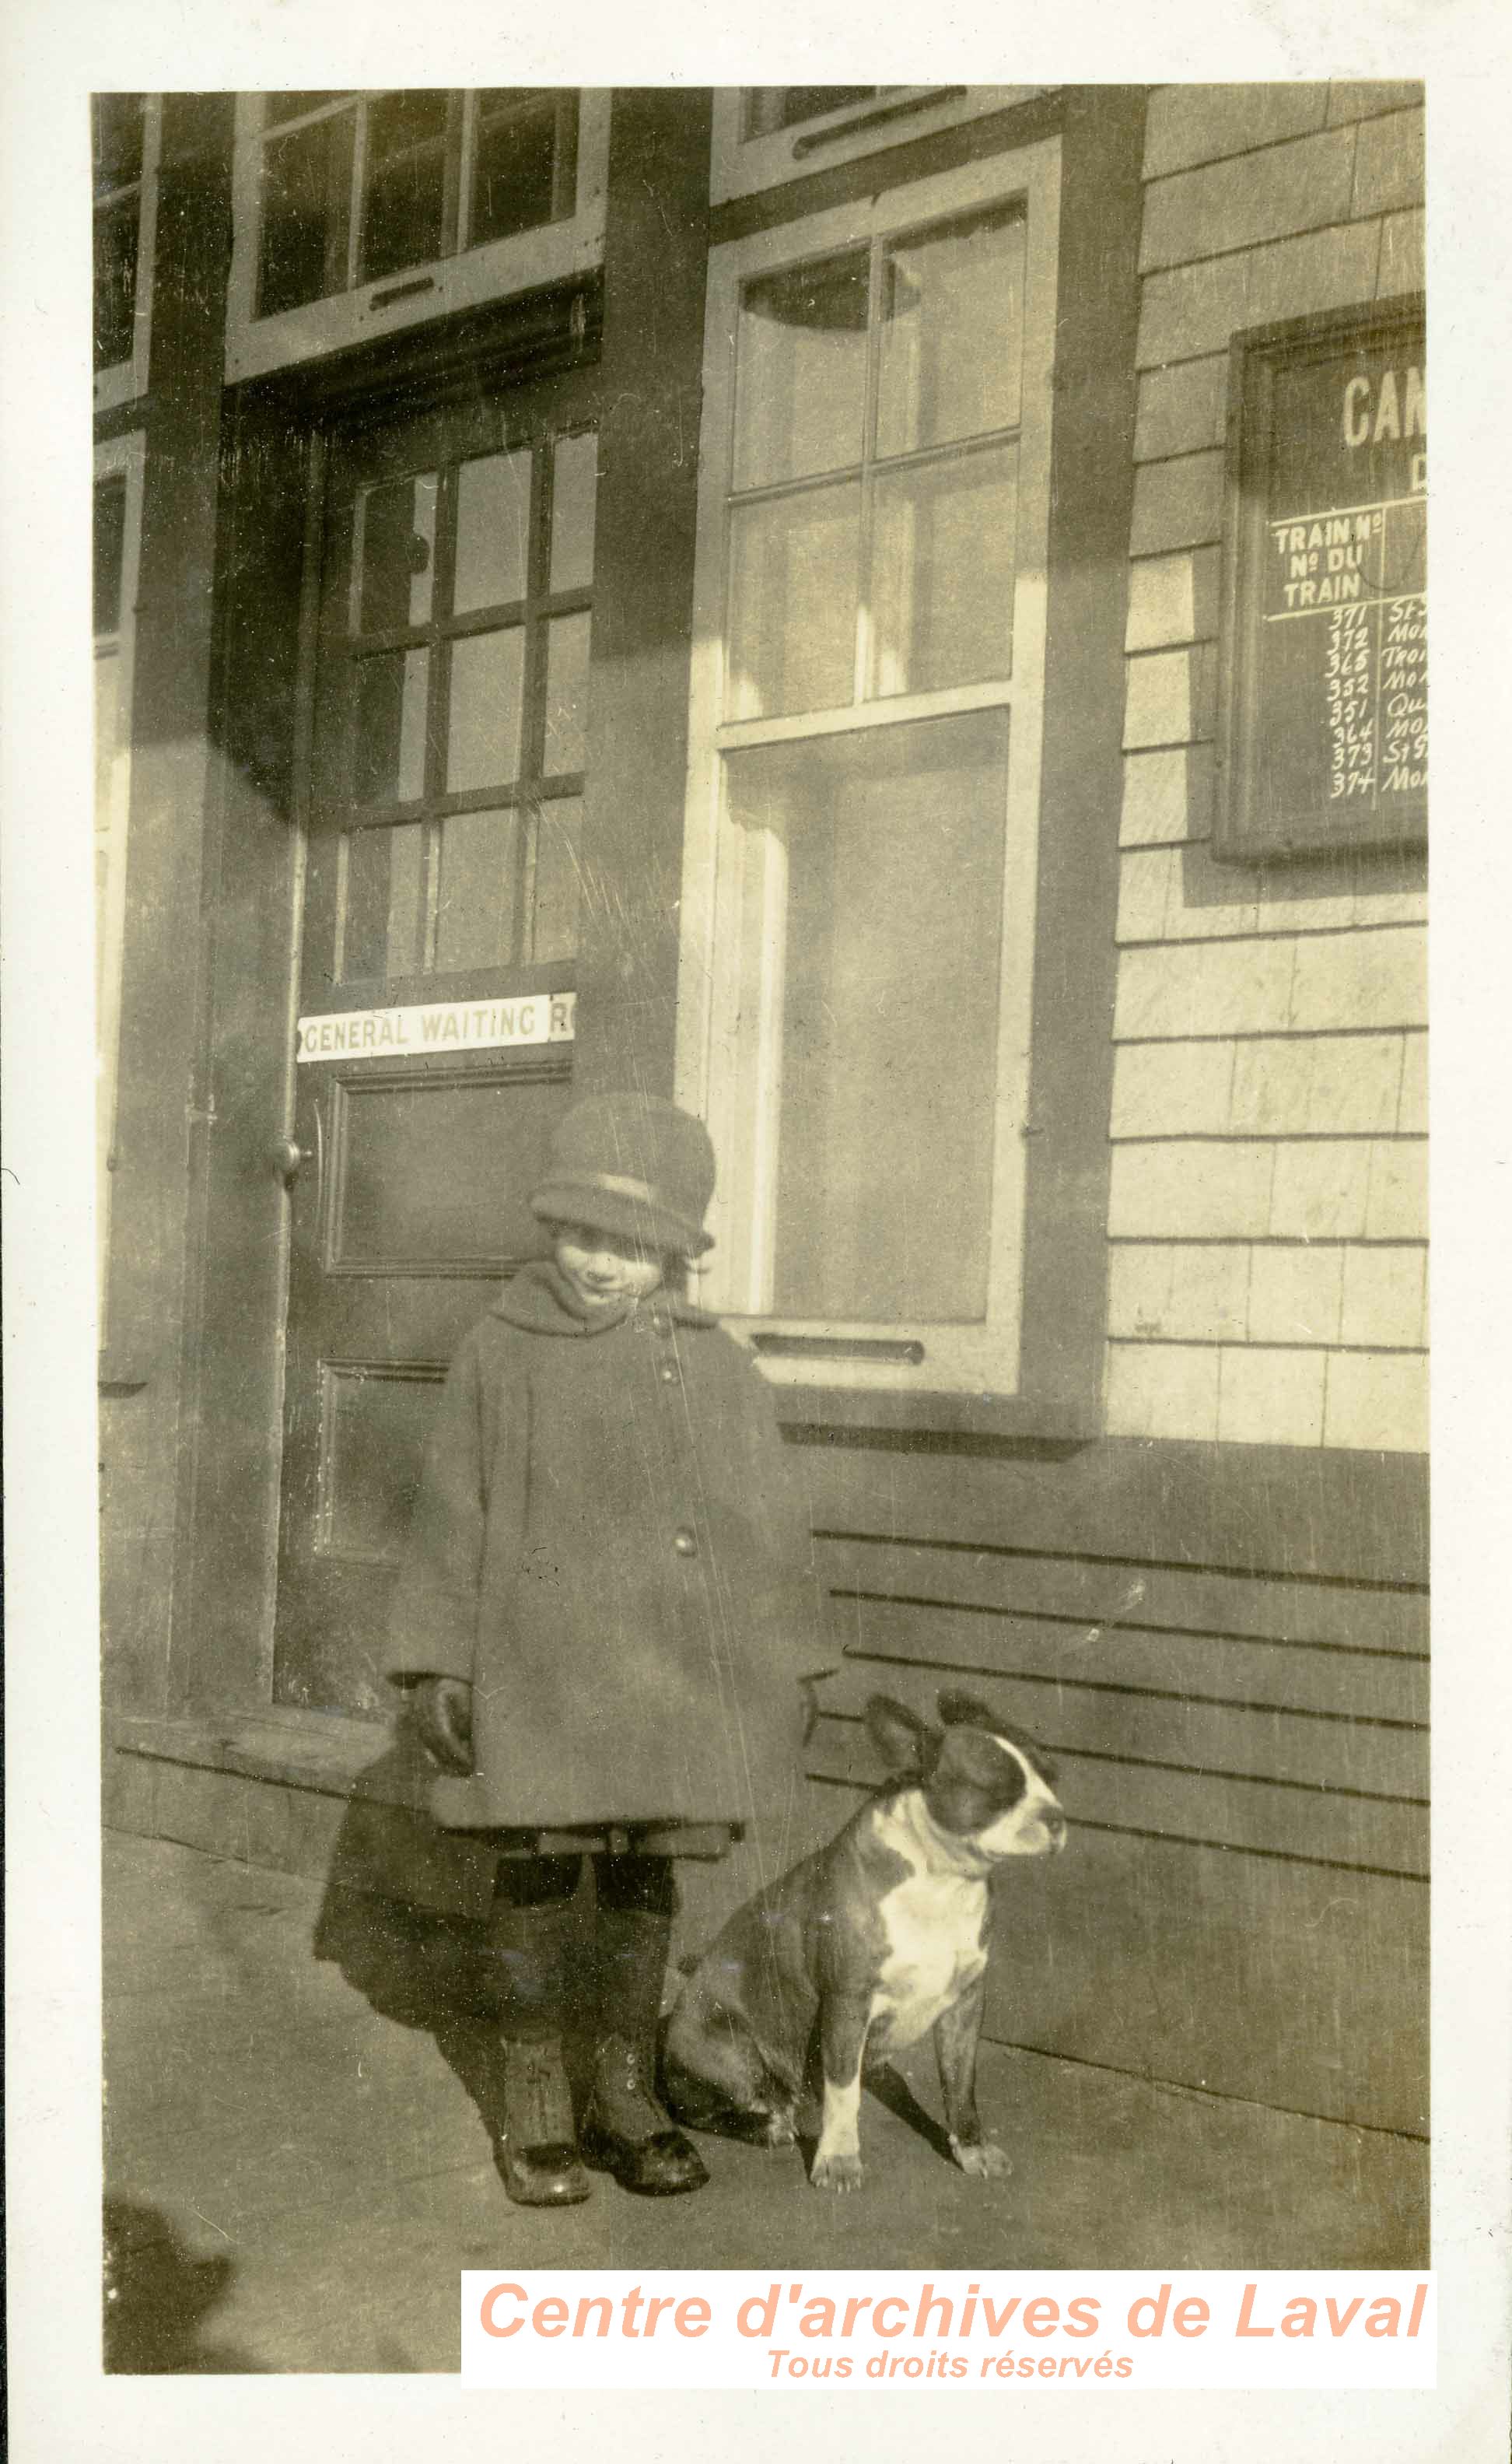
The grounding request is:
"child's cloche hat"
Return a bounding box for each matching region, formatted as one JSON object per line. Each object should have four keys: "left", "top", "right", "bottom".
{"left": 530, "top": 1092, "right": 717, "bottom": 1257}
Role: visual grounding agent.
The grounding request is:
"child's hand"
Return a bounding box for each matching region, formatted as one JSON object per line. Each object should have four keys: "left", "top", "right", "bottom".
{"left": 411, "top": 1675, "right": 475, "bottom": 1773}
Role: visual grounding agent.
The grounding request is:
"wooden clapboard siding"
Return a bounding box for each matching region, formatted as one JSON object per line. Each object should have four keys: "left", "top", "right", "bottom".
{"left": 796, "top": 1432, "right": 1428, "bottom": 1585}
{"left": 811, "top": 1523, "right": 1426, "bottom": 1874}
{"left": 835, "top": 1621, "right": 1424, "bottom": 1799}
{"left": 971, "top": 1827, "right": 1427, "bottom": 2135}
{"left": 819, "top": 1537, "right": 1428, "bottom": 1656}
{"left": 794, "top": 1438, "right": 1427, "bottom": 2128}
{"left": 810, "top": 1715, "right": 1424, "bottom": 1877}
{"left": 834, "top": 1594, "right": 1426, "bottom": 1724}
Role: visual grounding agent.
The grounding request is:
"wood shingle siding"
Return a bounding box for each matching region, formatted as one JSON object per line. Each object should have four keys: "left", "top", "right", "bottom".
{"left": 1110, "top": 82, "right": 1426, "bottom": 1454}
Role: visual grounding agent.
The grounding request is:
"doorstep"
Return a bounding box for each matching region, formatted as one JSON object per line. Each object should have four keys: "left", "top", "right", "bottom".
{"left": 109, "top": 1705, "right": 397, "bottom": 1800}
{"left": 103, "top": 1707, "right": 502, "bottom": 1915}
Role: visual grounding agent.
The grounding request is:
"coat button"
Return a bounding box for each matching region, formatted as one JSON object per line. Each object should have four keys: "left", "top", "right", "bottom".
{"left": 649, "top": 1309, "right": 672, "bottom": 1337}
{"left": 672, "top": 1526, "right": 698, "bottom": 1558}
{"left": 659, "top": 1362, "right": 677, "bottom": 1384}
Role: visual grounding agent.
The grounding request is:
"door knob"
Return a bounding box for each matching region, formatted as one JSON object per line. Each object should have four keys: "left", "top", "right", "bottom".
{"left": 271, "top": 1138, "right": 310, "bottom": 1184}
{"left": 272, "top": 1104, "right": 324, "bottom": 1200}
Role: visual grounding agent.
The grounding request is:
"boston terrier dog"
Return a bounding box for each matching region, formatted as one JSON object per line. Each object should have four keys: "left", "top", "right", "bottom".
{"left": 663, "top": 1691, "right": 1066, "bottom": 2192}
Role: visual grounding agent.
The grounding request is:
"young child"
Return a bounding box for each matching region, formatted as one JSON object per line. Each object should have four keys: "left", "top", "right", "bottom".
{"left": 385, "top": 1092, "right": 835, "bottom": 2206}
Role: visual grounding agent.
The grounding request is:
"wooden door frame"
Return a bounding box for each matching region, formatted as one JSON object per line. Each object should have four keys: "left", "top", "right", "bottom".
{"left": 169, "top": 280, "right": 604, "bottom": 1720}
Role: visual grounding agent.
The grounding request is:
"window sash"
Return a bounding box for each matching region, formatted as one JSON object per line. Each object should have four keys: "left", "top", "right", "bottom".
{"left": 226, "top": 90, "right": 609, "bottom": 384}
{"left": 723, "top": 207, "right": 1028, "bottom": 721}
{"left": 676, "top": 142, "right": 1061, "bottom": 1397}
{"left": 93, "top": 97, "right": 161, "bottom": 414}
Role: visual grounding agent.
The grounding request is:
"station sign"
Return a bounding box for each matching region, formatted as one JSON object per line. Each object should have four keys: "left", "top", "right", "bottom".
{"left": 1217, "top": 300, "right": 1426, "bottom": 861}
{"left": 296, "top": 990, "right": 576, "bottom": 1063}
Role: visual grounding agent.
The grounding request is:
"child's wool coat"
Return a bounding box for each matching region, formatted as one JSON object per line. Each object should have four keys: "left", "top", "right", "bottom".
{"left": 386, "top": 1258, "right": 834, "bottom": 1882}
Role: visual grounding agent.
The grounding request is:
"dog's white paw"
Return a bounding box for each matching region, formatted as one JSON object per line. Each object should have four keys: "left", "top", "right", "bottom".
{"left": 951, "top": 2136, "right": 1012, "bottom": 2180}
{"left": 810, "top": 2150, "right": 865, "bottom": 2193}
{"left": 762, "top": 2110, "right": 800, "bottom": 2147}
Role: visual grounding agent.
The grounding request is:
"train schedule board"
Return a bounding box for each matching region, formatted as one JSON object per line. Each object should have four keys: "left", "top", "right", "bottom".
{"left": 1216, "top": 300, "right": 1426, "bottom": 862}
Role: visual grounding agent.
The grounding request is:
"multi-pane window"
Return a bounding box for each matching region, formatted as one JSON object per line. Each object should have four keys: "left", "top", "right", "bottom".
{"left": 331, "top": 428, "right": 597, "bottom": 987}
{"left": 252, "top": 90, "right": 579, "bottom": 317}
{"left": 678, "top": 145, "right": 1061, "bottom": 1396}
{"left": 94, "top": 439, "right": 145, "bottom": 1327}
{"left": 93, "top": 95, "right": 159, "bottom": 407}
{"left": 227, "top": 92, "right": 609, "bottom": 381}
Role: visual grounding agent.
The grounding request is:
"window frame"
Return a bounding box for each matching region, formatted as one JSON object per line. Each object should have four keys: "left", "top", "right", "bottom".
{"left": 710, "top": 86, "right": 1045, "bottom": 205}
{"left": 94, "top": 431, "right": 147, "bottom": 1338}
{"left": 675, "top": 142, "right": 1062, "bottom": 1408}
{"left": 93, "top": 96, "right": 162, "bottom": 414}
{"left": 224, "top": 89, "right": 610, "bottom": 384}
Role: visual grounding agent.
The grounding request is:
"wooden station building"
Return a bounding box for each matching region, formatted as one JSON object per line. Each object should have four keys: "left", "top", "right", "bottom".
{"left": 94, "top": 84, "right": 1428, "bottom": 2144}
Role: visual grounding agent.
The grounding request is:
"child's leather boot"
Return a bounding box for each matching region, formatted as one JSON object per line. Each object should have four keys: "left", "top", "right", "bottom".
{"left": 489, "top": 1894, "right": 590, "bottom": 2206}
{"left": 497, "top": 2036, "right": 590, "bottom": 2206}
{"left": 581, "top": 1899, "right": 708, "bottom": 2196}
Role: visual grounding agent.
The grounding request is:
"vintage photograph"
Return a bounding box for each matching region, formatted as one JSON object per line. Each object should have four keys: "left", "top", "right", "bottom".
{"left": 90, "top": 80, "right": 1430, "bottom": 2374}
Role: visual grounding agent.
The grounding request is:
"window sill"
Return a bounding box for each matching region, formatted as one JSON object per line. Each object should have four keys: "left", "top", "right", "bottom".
{"left": 772, "top": 1384, "right": 1098, "bottom": 1444}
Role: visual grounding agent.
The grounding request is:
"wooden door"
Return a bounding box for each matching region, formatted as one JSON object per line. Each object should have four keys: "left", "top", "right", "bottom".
{"left": 273, "top": 375, "right": 599, "bottom": 1711}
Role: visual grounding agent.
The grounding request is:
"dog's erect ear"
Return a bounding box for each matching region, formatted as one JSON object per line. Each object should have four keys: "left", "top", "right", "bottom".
{"left": 937, "top": 1689, "right": 999, "bottom": 1732}
{"left": 937, "top": 1690, "right": 1058, "bottom": 1784}
{"left": 865, "top": 1695, "right": 934, "bottom": 1777}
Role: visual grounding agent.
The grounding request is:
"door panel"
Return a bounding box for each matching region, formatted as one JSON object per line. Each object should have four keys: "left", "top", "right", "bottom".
{"left": 275, "top": 375, "right": 597, "bottom": 1712}
{"left": 324, "top": 1063, "right": 569, "bottom": 1272}
{"left": 317, "top": 1363, "right": 442, "bottom": 1563}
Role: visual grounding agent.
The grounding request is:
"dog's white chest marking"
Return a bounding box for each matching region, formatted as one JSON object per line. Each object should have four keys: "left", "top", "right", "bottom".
{"left": 868, "top": 1803, "right": 989, "bottom": 2053}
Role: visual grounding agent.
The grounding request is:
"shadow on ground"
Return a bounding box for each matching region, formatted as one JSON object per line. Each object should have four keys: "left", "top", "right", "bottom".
{"left": 103, "top": 2197, "right": 268, "bottom": 2374}
{"left": 102, "top": 1823, "right": 1431, "bottom": 2358}
{"left": 310, "top": 1740, "right": 953, "bottom": 2182}
{"left": 312, "top": 1740, "right": 603, "bottom": 2157}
